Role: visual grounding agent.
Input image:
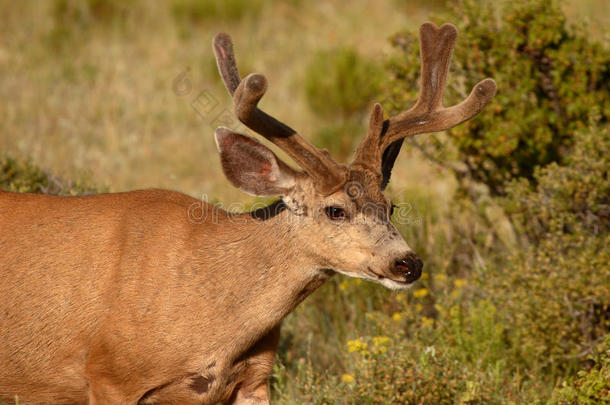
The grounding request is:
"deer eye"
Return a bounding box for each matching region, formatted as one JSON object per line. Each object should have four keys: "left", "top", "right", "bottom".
{"left": 325, "top": 206, "right": 346, "bottom": 221}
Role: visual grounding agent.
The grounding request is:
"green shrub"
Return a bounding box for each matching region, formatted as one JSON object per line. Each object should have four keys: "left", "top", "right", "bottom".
{"left": 502, "top": 120, "right": 610, "bottom": 240}
{"left": 52, "top": 0, "right": 136, "bottom": 27}
{"left": 47, "top": 0, "right": 140, "bottom": 50}
{"left": 171, "top": 0, "right": 265, "bottom": 24}
{"left": 484, "top": 121, "right": 610, "bottom": 374}
{"left": 0, "top": 155, "right": 98, "bottom": 195}
{"left": 311, "top": 120, "right": 365, "bottom": 161}
{"left": 393, "top": 0, "right": 448, "bottom": 11}
{"left": 550, "top": 336, "right": 610, "bottom": 405}
{"left": 305, "top": 47, "right": 381, "bottom": 120}
{"left": 384, "top": 0, "right": 609, "bottom": 196}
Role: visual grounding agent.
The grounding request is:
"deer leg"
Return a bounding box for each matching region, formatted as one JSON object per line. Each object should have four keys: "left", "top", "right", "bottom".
{"left": 225, "top": 325, "right": 281, "bottom": 405}
{"left": 85, "top": 343, "right": 141, "bottom": 405}
{"left": 88, "top": 380, "right": 133, "bottom": 405}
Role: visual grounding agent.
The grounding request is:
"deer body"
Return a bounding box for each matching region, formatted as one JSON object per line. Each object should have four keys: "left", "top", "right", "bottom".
{"left": 0, "top": 23, "right": 495, "bottom": 404}
{"left": 0, "top": 189, "right": 329, "bottom": 404}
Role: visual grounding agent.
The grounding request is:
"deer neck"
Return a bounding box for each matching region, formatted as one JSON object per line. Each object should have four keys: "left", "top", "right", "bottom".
{"left": 227, "top": 207, "right": 331, "bottom": 316}
{"left": 198, "top": 204, "right": 332, "bottom": 348}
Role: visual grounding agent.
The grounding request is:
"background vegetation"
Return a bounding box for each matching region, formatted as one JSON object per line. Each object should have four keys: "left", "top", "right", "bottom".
{"left": 1, "top": 0, "right": 608, "bottom": 404}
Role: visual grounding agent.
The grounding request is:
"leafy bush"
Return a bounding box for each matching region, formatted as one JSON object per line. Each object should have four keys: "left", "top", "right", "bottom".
{"left": 304, "top": 47, "right": 381, "bottom": 158}
{"left": 385, "top": 0, "right": 609, "bottom": 195}
{"left": 550, "top": 336, "right": 610, "bottom": 405}
{"left": 502, "top": 120, "right": 610, "bottom": 240}
{"left": 486, "top": 121, "right": 610, "bottom": 373}
{"left": 52, "top": 0, "right": 136, "bottom": 26}
{"left": 47, "top": 0, "right": 141, "bottom": 50}
{"left": 171, "top": 0, "right": 265, "bottom": 24}
{"left": 393, "top": 0, "right": 448, "bottom": 11}
{"left": 311, "top": 120, "right": 365, "bottom": 161}
{"left": 305, "top": 47, "right": 381, "bottom": 120}
{"left": 0, "top": 155, "right": 98, "bottom": 195}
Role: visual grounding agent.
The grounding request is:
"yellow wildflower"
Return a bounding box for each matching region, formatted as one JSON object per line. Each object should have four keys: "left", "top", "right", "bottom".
{"left": 413, "top": 288, "right": 429, "bottom": 298}
{"left": 434, "top": 273, "right": 447, "bottom": 283}
{"left": 372, "top": 336, "right": 390, "bottom": 354}
{"left": 353, "top": 279, "right": 362, "bottom": 286}
{"left": 341, "top": 374, "right": 355, "bottom": 383}
{"left": 339, "top": 280, "right": 349, "bottom": 291}
{"left": 347, "top": 338, "right": 367, "bottom": 353}
{"left": 421, "top": 316, "right": 434, "bottom": 328}
{"left": 395, "top": 293, "right": 405, "bottom": 302}
{"left": 415, "top": 303, "right": 423, "bottom": 313}
{"left": 392, "top": 312, "right": 403, "bottom": 322}
{"left": 454, "top": 278, "right": 467, "bottom": 288}
{"left": 373, "top": 336, "right": 390, "bottom": 347}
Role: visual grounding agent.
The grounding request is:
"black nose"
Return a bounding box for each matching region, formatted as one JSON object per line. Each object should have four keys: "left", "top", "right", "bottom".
{"left": 395, "top": 252, "right": 423, "bottom": 283}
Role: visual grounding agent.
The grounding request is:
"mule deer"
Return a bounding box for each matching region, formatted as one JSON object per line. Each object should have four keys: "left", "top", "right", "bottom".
{"left": 0, "top": 23, "right": 495, "bottom": 404}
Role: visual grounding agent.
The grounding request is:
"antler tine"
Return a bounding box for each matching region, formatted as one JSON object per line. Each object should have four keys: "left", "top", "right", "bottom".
{"left": 212, "top": 33, "right": 347, "bottom": 194}
{"left": 213, "top": 33, "right": 241, "bottom": 96}
{"left": 350, "top": 23, "right": 495, "bottom": 183}
{"left": 351, "top": 103, "right": 385, "bottom": 173}
{"left": 379, "top": 23, "right": 497, "bottom": 152}
{"left": 416, "top": 22, "right": 456, "bottom": 112}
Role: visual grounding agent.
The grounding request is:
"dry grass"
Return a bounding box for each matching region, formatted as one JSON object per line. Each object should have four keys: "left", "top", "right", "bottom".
{"left": 0, "top": 0, "right": 429, "bottom": 205}
{"left": 0, "top": 0, "right": 606, "bottom": 205}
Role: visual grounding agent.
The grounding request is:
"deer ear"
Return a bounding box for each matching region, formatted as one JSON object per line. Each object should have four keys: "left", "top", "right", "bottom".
{"left": 215, "top": 127, "right": 297, "bottom": 196}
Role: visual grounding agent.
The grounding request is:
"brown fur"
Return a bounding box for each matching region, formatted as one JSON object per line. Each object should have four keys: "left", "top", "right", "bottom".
{"left": 0, "top": 189, "right": 333, "bottom": 404}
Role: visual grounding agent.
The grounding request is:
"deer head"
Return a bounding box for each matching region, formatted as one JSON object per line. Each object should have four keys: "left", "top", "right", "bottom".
{"left": 213, "top": 22, "right": 496, "bottom": 290}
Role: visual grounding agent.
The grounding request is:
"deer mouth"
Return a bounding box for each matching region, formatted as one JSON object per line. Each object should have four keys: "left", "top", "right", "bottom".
{"left": 381, "top": 275, "right": 410, "bottom": 285}
{"left": 374, "top": 274, "right": 415, "bottom": 290}
{"left": 367, "top": 269, "right": 415, "bottom": 288}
